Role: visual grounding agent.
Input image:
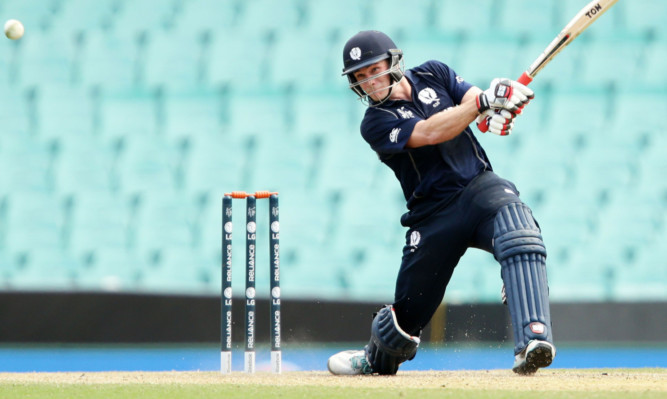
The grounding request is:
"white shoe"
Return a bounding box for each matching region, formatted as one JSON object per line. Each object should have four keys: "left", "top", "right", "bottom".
{"left": 512, "top": 340, "right": 556, "bottom": 375}
{"left": 327, "top": 350, "right": 373, "bottom": 375}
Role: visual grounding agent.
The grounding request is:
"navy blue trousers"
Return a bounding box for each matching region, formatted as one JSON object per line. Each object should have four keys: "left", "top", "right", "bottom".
{"left": 394, "top": 171, "right": 527, "bottom": 336}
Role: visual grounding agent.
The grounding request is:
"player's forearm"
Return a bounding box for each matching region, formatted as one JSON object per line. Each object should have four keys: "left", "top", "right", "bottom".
{"left": 407, "top": 88, "right": 481, "bottom": 147}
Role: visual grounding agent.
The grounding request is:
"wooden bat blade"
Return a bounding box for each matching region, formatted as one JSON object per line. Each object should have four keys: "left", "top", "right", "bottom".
{"left": 524, "top": 0, "right": 620, "bottom": 81}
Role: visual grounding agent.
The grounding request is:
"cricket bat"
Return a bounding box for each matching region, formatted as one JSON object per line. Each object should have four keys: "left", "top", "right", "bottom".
{"left": 478, "top": 0, "right": 620, "bottom": 132}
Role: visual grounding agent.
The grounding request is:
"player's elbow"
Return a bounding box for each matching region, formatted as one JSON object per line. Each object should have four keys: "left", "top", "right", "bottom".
{"left": 409, "top": 122, "right": 441, "bottom": 147}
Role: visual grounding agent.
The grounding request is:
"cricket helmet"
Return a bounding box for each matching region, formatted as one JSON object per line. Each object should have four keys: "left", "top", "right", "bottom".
{"left": 342, "top": 30, "right": 404, "bottom": 104}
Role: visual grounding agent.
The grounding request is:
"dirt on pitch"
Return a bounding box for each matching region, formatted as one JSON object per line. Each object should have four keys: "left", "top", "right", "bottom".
{"left": 0, "top": 369, "right": 665, "bottom": 392}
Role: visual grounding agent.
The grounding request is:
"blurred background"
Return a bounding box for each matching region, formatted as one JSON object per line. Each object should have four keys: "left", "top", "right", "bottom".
{"left": 0, "top": 0, "right": 665, "bottom": 368}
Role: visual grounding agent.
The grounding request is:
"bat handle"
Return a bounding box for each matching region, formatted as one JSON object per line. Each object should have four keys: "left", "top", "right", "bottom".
{"left": 477, "top": 71, "right": 533, "bottom": 132}
{"left": 517, "top": 71, "right": 533, "bottom": 86}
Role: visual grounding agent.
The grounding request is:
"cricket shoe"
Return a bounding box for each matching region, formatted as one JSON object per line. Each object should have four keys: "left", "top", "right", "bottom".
{"left": 512, "top": 340, "right": 556, "bottom": 375}
{"left": 327, "top": 349, "right": 373, "bottom": 375}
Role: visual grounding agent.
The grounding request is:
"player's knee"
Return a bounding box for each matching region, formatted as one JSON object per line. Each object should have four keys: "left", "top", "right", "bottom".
{"left": 365, "top": 305, "right": 420, "bottom": 375}
{"left": 493, "top": 202, "right": 546, "bottom": 261}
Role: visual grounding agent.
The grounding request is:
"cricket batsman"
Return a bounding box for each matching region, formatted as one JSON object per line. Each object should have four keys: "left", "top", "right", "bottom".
{"left": 327, "top": 30, "right": 556, "bottom": 375}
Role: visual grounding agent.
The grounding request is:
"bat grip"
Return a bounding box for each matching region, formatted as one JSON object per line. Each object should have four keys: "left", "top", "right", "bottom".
{"left": 517, "top": 71, "right": 533, "bottom": 86}
{"left": 478, "top": 71, "right": 533, "bottom": 132}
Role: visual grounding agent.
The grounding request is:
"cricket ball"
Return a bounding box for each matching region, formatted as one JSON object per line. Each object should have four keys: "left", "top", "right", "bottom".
{"left": 4, "top": 19, "right": 24, "bottom": 40}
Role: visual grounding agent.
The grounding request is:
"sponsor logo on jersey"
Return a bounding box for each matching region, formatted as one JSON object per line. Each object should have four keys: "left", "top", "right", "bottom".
{"left": 397, "top": 106, "right": 414, "bottom": 119}
{"left": 456, "top": 75, "right": 465, "bottom": 84}
{"left": 418, "top": 88, "right": 440, "bottom": 107}
{"left": 350, "top": 47, "right": 362, "bottom": 60}
{"left": 389, "top": 128, "right": 401, "bottom": 143}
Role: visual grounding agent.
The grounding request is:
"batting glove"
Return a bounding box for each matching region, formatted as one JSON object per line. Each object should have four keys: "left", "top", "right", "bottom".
{"left": 476, "top": 109, "right": 515, "bottom": 136}
{"left": 476, "top": 78, "right": 534, "bottom": 114}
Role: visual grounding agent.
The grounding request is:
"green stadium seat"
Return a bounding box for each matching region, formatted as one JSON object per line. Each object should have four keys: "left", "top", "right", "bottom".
{"left": 453, "top": 37, "right": 521, "bottom": 86}
{"left": 640, "top": 41, "right": 667, "bottom": 86}
{"left": 55, "top": 134, "right": 122, "bottom": 194}
{"left": 614, "top": 91, "right": 667, "bottom": 134}
{"left": 431, "top": 0, "right": 495, "bottom": 36}
{"left": 235, "top": 0, "right": 302, "bottom": 34}
{"left": 163, "top": 91, "right": 221, "bottom": 138}
{"left": 284, "top": 243, "right": 350, "bottom": 300}
{"left": 182, "top": 131, "right": 254, "bottom": 193}
{"left": 4, "top": 193, "right": 67, "bottom": 253}
{"left": 51, "top": 0, "right": 116, "bottom": 32}
{"left": 15, "top": 30, "right": 72, "bottom": 89}
{"left": 299, "top": 0, "right": 367, "bottom": 36}
{"left": 111, "top": 0, "right": 176, "bottom": 34}
{"left": 37, "top": 86, "right": 93, "bottom": 138}
{"left": 271, "top": 29, "right": 340, "bottom": 91}
{"left": 579, "top": 39, "right": 643, "bottom": 86}
{"left": 177, "top": 0, "right": 240, "bottom": 32}
{"left": 69, "top": 192, "right": 136, "bottom": 254}
{"left": 400, "top": 30, "right": 462, "bottom": 70}
{"left": 143, "top": 30, "right": 203, "bottom": 91}
{"left": 365, "top": 0, "right": 432, "bottom": 38}
{"left": 100, "top": 89, "right": 157, "bottom": 136}
{"left": 291, "top": 91, "right": 358, "bottom": 138}
{"left": 208, "top": 27, "right": 269, "bottom": 90}
{"left": 0, "top": 138, "right": 55, "bottom": 193}
{"left": 496, "top": 0, "right": 560, "bottom": 38}
{"left": 447, "top": 248, "right": 501, "bottom": 304}
{"left": 0, "top": 83, "right": 29, "bottom": 134}
{"left": 135, "top": 192, "right": 196, "bottom": 252}
{"left": 615, "top": 243, "right": 667, "bottom": 301}
{"left": 226, "top": 90, "right": 291, "bottom": 136}
{"left": 336, "top": 190, "right": 405, "bottom": 250}
{"left": 345, "top": 246, "right": 400, "bottom": 303}
{"left": 140, "top": 247, "right": 212, "bottom": 294}
{"left": 115, "top": 134, "right": 175, "bottom": 194}
{"left": 620, "top": 0, "right": 666, "bottom": 35}
{"left": 78, "top": 30, "right": 137, "bottom": 91}
{"left": 0, "top": 0, "right": 665, "bottom": 302}
{"left": 76, "top": 248, "right": 144, "bottom": 292}
{"left": 10, "top": 248, "right": 79, "bottom": 290}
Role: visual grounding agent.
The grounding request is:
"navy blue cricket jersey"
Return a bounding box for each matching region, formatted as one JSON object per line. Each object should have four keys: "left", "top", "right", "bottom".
{"left": 360, "top": 60, "right": 492, "bottom": 218}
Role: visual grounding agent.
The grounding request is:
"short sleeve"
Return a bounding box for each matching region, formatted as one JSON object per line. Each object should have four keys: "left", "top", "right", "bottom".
{"left": 361, "top": 110, "right": 420, "bottom": 154}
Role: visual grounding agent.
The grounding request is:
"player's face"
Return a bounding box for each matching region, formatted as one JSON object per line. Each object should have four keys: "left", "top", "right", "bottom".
{"left": 353, "top": 60, "right": 392, "bottom": 101}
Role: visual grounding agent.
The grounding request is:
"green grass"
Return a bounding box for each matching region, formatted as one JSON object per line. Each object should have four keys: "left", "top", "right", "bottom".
{"left": 1, "top": 369, "right": 664, "bottom": 399}
{"left": 1, "top": 384, "right": 666, "bottom": 399}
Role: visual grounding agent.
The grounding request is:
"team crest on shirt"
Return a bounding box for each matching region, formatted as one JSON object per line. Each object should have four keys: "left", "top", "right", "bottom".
{"left": 397, "top": 106, "right": 414, "bottom": 119}
{"left": 409, "top": 230, "right": 421, "bottom": 252}
{"left": 456, "top": 75, "right": 464, "bottom": 84}
{"left": 389, "top": 128, "right": 401, "bottom": 143}
{"left": 418, "top": 88, "right": 440, "bottom": 107}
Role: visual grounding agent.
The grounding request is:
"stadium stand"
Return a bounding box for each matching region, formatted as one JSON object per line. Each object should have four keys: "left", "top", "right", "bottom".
{"left": 0, "top": 0, "right": 664, "bottom": 302}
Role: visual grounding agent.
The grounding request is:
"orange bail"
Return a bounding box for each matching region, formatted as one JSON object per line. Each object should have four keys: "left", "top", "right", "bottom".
{"left": 224, "top": 191, "right": 278, "bottom": 199}
{"left": 224, "top": 191, "right": 249, "bottom": 199}
{"left": 254, "top": 191, "right": 278, "bottom": 199}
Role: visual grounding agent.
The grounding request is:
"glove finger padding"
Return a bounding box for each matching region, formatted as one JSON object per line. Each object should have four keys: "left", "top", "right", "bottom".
{"left": 512, "top": 81, "right": 534, "bottom": 100}
{"left": 477, "top": 109, "right": 514, "bottom": 136}
{"left": 510, "top": 81, "right": 534, "bottom": 114}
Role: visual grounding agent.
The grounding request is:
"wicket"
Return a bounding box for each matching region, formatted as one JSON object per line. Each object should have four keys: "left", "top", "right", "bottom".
{"left": 221, "top": 191, "right": 281, "bottom": 374}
